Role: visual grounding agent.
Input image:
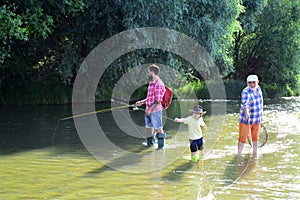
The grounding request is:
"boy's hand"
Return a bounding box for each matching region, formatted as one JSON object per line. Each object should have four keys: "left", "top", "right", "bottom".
{"left": 204, "top": 125, "right": 208, "bottom": 132}
{"left": 174, "top": 118, "right": 180, "bottom": 122}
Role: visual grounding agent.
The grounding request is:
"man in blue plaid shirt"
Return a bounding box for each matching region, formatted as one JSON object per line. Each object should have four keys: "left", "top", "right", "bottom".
{"left": 238, "top": 75, "right": 263, "bottom": 155}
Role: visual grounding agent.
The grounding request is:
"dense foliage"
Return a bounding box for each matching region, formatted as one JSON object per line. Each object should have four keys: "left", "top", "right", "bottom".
{"left": 0, "top": 0, "right": 299, "bottom": 104}
{"left": 234, "top": 0, "right": 300, "bottom": 97}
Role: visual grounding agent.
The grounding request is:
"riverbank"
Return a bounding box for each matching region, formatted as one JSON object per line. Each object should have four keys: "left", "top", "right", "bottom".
{"left": 0, "top": 79, "right": 299, "bottom": 105}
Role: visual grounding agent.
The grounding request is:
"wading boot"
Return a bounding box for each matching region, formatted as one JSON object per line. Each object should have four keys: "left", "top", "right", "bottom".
{"left": 146, "top": 136, "right": 155, "bottom": 147}
{"left": 146, "top": 131, "right": 155, "bottom": 147}
{"left": 157, "top": 133, "right": 166, "bottom": 149}
{"left": 191, "top": 155, "right": 197, "bottom": 162}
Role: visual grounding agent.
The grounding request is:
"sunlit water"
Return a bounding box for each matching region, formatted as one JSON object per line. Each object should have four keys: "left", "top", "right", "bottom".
{"left": 0, "top": 98, "right": 299, "bottom": 199}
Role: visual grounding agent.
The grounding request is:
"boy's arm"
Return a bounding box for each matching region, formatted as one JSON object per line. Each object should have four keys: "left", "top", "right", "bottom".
{"left": 202, "top": 124, "right": 208, "bottom": 131}
{"left": 200, "top": 119, "right": 208, "bottom": 131}
{"left": 175, "top": 117, "right": 185, "bottom": 123}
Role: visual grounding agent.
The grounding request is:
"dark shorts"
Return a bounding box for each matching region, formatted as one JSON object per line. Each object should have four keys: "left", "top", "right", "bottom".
{"left": 189, "top": 138, "right": 204, "bottom": 152}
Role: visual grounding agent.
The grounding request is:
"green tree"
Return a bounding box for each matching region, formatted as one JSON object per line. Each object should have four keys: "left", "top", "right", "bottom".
{"left": 235, "top": 0, "right": 300, "bottom": 97}
{"left": 0, "top": 2, "right": 53, "bottom": 64}
{"left": 231, "top": 0, "right": 267, "bottom": 73}
{"left": 0, "top": 0, "right": 86, "bottom": 104}
{"left": 0, "top": 0, "right": 250, "bottom": 103}
{"left": 120, "top": 0, "right": 242, "bottom": 77}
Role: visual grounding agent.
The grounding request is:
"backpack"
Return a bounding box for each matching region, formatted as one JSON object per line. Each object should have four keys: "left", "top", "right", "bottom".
{"left": 161, "top": 86, "right": 173, "bottom": 110}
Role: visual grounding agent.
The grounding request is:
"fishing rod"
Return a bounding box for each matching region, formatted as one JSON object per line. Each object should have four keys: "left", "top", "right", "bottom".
{"left": 58, "top": 104, "right": 135, "bottom": 121}
{"left": 112, "top": 99, "right": 175, "bottom": 122}
{"left": 246, "top": 113, "right": 268, "bottom": 148}
{"left": 248, "top": 120, "right": 253, "bottom": 148}
{"left": 247, "top": 124, "right": 268, "bottom": 148}
{"left": 59, "top": 98, "right": 175, "bottom": 122}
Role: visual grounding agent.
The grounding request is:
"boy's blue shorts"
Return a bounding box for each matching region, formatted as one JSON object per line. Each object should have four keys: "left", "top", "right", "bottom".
{"left": 145, "top": 110, "right": 163, "bottom": 130}
{"left": 189, "top": 138, "right": 204, "bottom": 152}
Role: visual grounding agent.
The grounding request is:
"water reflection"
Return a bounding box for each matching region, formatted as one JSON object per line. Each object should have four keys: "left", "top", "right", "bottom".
{"left": 0, "top": 98, "right": 299, "bottom": 199}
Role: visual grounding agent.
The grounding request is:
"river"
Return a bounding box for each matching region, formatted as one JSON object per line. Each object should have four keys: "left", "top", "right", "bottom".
{"left": 0, "top": 97, "right": 299, "bottom": 199}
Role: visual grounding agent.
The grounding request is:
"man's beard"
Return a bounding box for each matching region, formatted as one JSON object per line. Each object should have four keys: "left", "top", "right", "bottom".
{"left": 148, "top": 75, "right": 153, "bottom": 82}
{"left": 250, "top": 85, "right": 258, "bottom": 90}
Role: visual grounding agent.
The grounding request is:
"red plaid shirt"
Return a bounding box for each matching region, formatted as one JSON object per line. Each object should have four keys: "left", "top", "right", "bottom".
{"left": 146, "top": 77, "right": 165, "bottom": 112}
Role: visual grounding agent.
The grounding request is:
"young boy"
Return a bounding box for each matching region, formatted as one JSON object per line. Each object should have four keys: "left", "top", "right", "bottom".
{"left": 175, "top": 105, "right": 208, "bottom": 162}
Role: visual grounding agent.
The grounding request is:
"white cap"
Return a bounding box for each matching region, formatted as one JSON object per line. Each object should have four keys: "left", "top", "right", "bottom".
{"left": 247, "top": 75, "right": 258, "bottom": 82}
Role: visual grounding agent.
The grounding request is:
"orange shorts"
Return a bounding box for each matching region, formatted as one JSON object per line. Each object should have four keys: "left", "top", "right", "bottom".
{"left": 238, "top": 122, "right": 261, "bottom": 143}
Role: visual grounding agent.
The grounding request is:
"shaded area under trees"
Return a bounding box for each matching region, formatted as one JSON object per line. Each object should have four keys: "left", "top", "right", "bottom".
{"left": 0, "top": 0, "right": 299, "bottom": 104}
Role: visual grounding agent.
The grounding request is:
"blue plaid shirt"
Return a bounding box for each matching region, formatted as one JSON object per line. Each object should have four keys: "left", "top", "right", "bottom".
{"left": 239, "top": 86, "right": 263, "bottom": 124}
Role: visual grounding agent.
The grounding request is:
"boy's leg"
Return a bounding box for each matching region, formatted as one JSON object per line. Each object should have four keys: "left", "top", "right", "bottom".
{"left": 190, "top": 140, "right": 198, "bottom": 162}
{"left": 198, "top": 138, "right": 204, "bottom": 159}
{"left": 191, "top": 154, "right": 197, "bottom": 162}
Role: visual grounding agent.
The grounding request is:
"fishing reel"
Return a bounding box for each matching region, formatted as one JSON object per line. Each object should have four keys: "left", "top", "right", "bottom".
{"left": 133, "top": 105, "right": 139, "bottom": 111}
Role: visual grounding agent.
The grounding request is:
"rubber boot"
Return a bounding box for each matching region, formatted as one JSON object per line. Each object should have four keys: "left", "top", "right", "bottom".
{"left": 146, "top": 136, "right": 155, "bottom": 147}
{"left": 191, "top": 155, "right": 197, "bottom": 162}
{"left": 157, "top": 133, "right": 166, "bottom": 149}
{"left": 238, "top": 140, "right": 244, "bottom": 154}
{"left": 145, "top": 131, "right": 155, "bottom": 147}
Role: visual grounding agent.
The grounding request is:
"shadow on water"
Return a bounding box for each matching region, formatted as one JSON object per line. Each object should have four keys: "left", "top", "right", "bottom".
{"left": 221, "top": 154, "right": 257, "bottom": 188}
{"left": 162, "top": 161, "right": 196, "bottom": 181}
{"left": 84, "top": 145, "right": 150, "bottom": 175}
{"left": 84, "top": 164, "right": 115, "bottom": 175}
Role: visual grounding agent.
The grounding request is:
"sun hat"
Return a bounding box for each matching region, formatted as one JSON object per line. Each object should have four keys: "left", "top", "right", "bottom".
{"left": 247, "top": 75, "right": 258, "bottom": 82}
{"left": 189, "top": 105, "right": 206, "bottom": 116}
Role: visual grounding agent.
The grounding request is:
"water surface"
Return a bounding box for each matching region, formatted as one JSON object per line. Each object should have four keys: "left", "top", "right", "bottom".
{"left": 0, "top": 98, "right": 299, "bottom": 199}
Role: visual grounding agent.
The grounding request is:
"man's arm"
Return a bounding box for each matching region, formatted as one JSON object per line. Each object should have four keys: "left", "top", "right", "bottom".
{"left": 145, "top": 101, "right": 158, "bottom": 116}
{"left": 135, "top": 99, "right": 146, "bottom": 107}
{"left": 242, "top": 92, "right": 250, "bottom": 121}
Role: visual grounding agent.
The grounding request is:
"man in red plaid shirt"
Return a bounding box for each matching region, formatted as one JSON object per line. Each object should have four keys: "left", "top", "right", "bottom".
{"left": 135, "top": 64, "right": 166, "bottom": 148}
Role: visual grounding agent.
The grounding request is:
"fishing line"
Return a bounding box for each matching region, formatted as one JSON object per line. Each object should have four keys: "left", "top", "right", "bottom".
{"left": 113, "top": 99, "right": 233, "bottom": 198}
{"left": 111, "top": 101, "right": 146, "bottom": 140}
{"left": 112, "top": 99, "right": 188, "bottom": 149}
{"left": 212, "top": 117, "right": 254, "bottom": 195}
{"left": 214, "top": 125, "right": 268, "bottom": 196}
{"left": 54, "top": 102, "right": 135, "bottom": 145}
{"left": 214, "top": 154, "right": 255, "bottom": 197}
{"left": 208, "top": 126, "right": 268, "bottom": 198}
{"left": 58, "top": 104, "right": 134, "bottom": 121}
{"left": 51, "top": 119, "right": 60, "bottom": 145}
{"left": 137, "top": 107, "right": 176, "bottom": 122}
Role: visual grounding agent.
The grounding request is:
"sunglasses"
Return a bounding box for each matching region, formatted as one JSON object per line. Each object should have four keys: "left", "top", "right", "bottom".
{"left": 247, "top": 81, "right": 256, "bottom": 84}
